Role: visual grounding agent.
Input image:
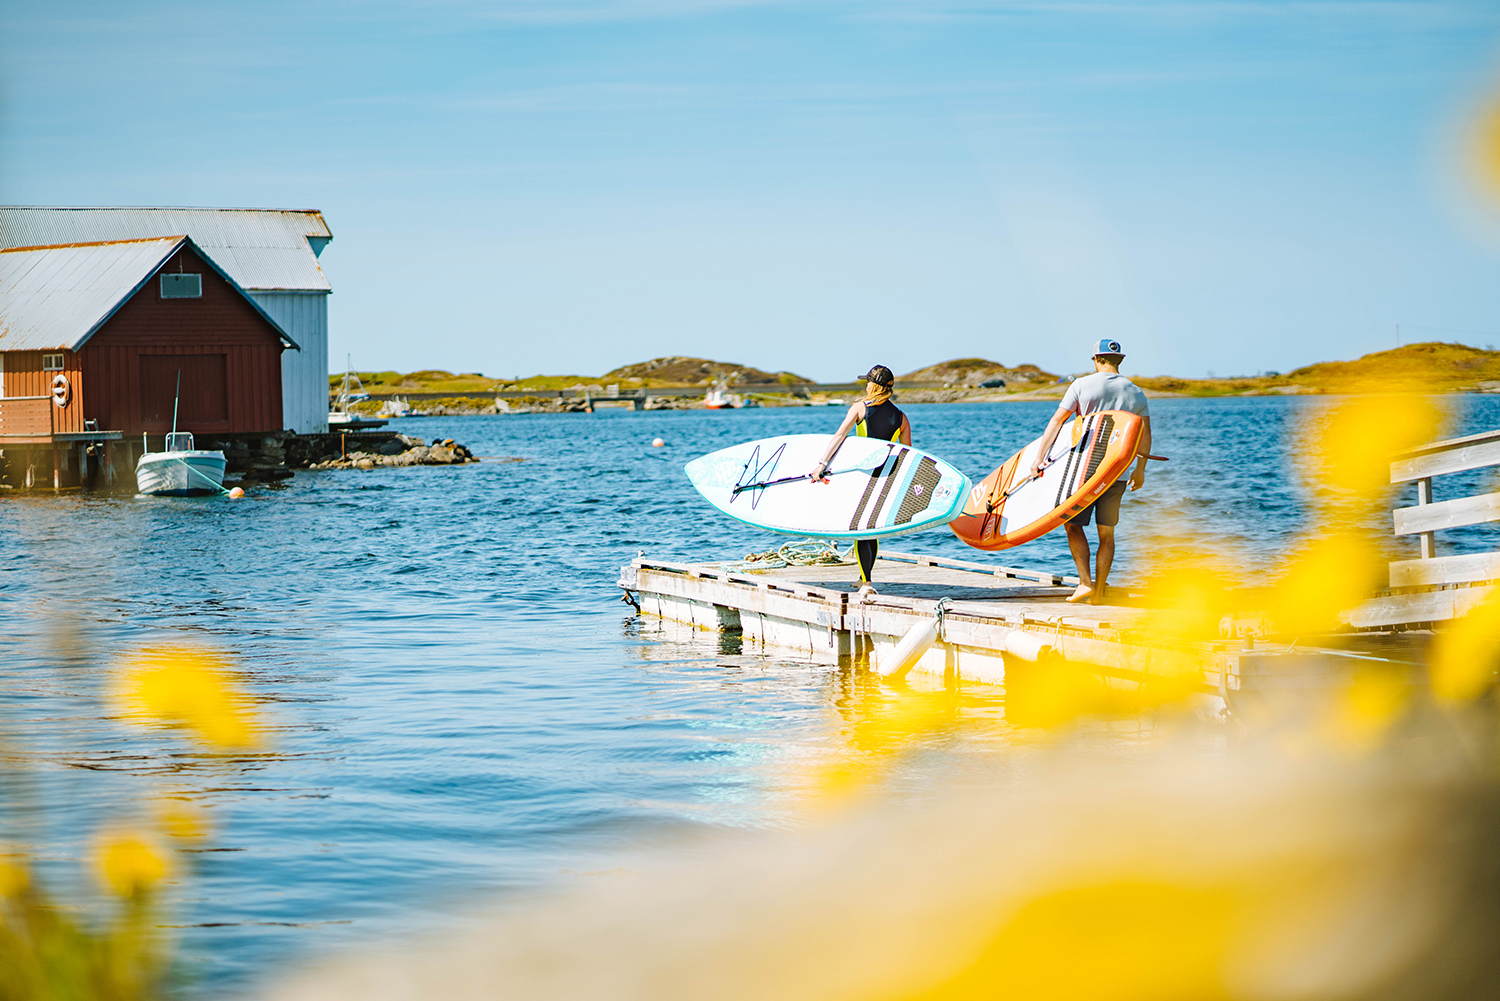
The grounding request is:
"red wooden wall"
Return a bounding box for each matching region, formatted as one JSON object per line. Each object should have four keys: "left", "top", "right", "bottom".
{"left": 0, "top": 349, "right": 86, "bottom": 434}
{"left": 79, "top": 245, "right": 286, "bottom": 436}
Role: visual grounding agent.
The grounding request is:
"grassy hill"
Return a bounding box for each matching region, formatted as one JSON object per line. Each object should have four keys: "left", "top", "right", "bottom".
{"left": 333, "top": 343, "right": 1500, "bottom": 399}
{"left": 333, "top": 358, "right": 811, "bottom": 394}
{"left": 901, "top": 358, "right": 1061, "bottom": 388}
{"left": 599, "top": 356, "right": 809, "bottom": 388}
{"left": 1133, "top": 343, "right": 1500, "bottom": 397}
{"left": 332, "top": 370, "right": 509, "bottom": 395}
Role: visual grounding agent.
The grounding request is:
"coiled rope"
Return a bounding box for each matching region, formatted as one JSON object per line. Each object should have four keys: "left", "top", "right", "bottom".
{"left": 716, "top": 539, "right": 856, "bottom": 573}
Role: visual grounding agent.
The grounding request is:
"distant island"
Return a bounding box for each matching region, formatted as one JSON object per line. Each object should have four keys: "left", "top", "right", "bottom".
{"left": 333, "top": 343, "right": 1500, "bottom": 413}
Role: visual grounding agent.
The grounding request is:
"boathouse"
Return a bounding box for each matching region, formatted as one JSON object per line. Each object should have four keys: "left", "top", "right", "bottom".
{"left": 0, "top": 235, "right": 296, "bottom": 488}
{"left": 0, "top": 207, "right": 332, "bottom": 433}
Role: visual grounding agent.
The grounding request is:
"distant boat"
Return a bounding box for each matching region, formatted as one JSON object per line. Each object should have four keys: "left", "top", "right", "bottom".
{"left": 330, "top": 356, "right": 387, "bottom": 429}
{"left": 704, "top": 382, "right": 741, "bottom": 410}
{"left": 379, "top": 395, "right": 414, "bottom": 418}
{"left": 136, "top": 431, "right": 227, "bottom": 496}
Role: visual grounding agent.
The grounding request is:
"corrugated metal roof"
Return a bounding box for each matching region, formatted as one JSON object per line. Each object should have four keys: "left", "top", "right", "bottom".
{"left": 0, "top": 208, "right": 332, "bottom": 292}
{"left": 0, "top": 236, "right": 297, "bottom": 352}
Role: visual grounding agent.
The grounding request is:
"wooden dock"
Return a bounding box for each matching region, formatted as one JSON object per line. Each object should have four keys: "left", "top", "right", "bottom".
{"left": 620, "top": 427, "right": 1500, "bottom": 707}
{"left": 618, "top": 549, "right": 1429, "bottom": 710}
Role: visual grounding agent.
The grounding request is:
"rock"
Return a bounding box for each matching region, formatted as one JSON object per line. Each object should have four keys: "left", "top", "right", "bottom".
{"left": 354, "top": 458, "right": 375, "bottom": 470}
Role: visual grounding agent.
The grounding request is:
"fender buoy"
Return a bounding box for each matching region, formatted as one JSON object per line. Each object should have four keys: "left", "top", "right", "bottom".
{"left": 879, "top": 618, "right": 940, "bottom": 680}
{"left": 51, "top": 374, "right": 71, "bottom": 408}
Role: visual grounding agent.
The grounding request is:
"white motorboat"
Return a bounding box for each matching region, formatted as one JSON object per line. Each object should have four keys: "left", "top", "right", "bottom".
{"left": 704, "top": 382, "right": 741, "bottom": 410}
{"left": 136, "top": 431, "right": 227, "bottom": 497}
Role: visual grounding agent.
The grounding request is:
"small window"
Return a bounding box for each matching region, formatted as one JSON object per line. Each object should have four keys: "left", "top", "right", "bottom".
{"left": 42, "top": 353, "right": 64, "bottom": 371}
{"left": 160, "top": 273, "right": 202, "bottom": 299}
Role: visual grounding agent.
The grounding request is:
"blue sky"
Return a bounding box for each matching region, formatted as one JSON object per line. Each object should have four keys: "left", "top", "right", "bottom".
{"left": 3, "top": 0, "right": 1500, "bottom": 380}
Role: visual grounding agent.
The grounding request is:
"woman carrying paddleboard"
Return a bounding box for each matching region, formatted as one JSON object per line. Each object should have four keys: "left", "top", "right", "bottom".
{"left": 811, "top": 365, "right": 912, "bottom": 597}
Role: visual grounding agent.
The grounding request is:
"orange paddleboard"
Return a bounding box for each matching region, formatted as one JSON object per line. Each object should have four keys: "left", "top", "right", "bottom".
{"left": 950, "top": 410, "right": 1145, "bottom": 551}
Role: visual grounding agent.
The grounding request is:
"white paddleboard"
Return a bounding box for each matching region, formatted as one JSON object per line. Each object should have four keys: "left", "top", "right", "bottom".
{"left": 685, "top": 434, "right": 971, "bottom": 540}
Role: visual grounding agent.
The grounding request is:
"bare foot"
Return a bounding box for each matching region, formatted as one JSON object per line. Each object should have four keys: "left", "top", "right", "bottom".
{"left": 1066, "top": 584, "right": 1094, "bottom": 603}
{"left": 856, "top": 583, "right": 878, "bottom": 602}
{"left": 1089, "top": 585, "right": 1109, "bottom": 606}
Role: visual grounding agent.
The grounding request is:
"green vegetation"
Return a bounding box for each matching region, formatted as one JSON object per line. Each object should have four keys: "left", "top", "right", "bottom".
{"left": 331, "top": 343, "right": 1500, "bottom": 401}
{"left": 330, "top": 370, "right": 508, "bottom": 394}
{"left": 900, "top": 358, "right": 1061, "bottom": 389}
{"left": 600, "top": 356, "right": 809, "bottom": 387}
{"left": 1133, "top": 343, "right": 1500, "bottom": 397}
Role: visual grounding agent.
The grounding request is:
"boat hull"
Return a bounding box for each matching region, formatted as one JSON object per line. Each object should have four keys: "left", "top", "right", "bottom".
{"left": 329, "top": 411, "right": 388, "bottom": 429}
{"left": 136, "top": 451, "right": 228, "bottom": 497}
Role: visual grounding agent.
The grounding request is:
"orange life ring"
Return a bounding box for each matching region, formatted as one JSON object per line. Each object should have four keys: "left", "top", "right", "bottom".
{"left": 51, "top": 374, "right": 71, "bottom": 408}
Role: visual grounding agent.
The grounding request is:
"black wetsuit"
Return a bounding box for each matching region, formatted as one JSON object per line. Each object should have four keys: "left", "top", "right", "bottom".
{"left": 854, "top": 399, "right": 906, "bottom": 584}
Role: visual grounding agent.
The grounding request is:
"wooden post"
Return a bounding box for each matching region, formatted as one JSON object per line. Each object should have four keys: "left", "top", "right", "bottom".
{"left": 1417, "top": 476, "right": 1435, "bottom": 559}
{"left": 52, "top": 448, "right": 60, "bottom": 490}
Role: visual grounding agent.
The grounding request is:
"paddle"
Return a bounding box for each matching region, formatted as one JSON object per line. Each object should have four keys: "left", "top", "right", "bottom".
{"left": 730, "top": 466, "right": 863, "bottom": 497}
{"left": 986, "top": 453, "right": 1168, "bottom": 511}
{"left": 731, "top": 436, "right": 881, "bottom": 498}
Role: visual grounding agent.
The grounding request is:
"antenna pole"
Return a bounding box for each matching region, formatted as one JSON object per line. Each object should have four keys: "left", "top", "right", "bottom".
{"left": 172, "top": 370, "right": 181, "bottom": 435}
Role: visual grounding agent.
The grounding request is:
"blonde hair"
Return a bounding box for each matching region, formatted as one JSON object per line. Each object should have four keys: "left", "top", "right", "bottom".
{"left": 864, "top": 381, "right": 892, "bottom": 406}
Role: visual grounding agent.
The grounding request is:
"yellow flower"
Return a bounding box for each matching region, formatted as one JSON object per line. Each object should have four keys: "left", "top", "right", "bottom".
{"left": 1266, "top": 534, "right": 1381, "bottom": 637}
{"left": 1471, "top": 92, "right": 1500, "bottom": 201}
{"left": 1141, "top": 562, "right": 1236, "bottom": 643}
{"left": 96, "top": 835, "right": 170, "bottom": 898}
{"left": 1326, "top": 667, "right": 1409, "bottom": 752}
{"left": 908, "top": 880, "right": 1239, "bottom": 1001}
{"left": 1429, "top": 590, "right": 1500, "bottom": 703}
{"left": 1301, "top": 395, "right": 1440, "bottom": 498}
{"left": 155, "top": 799, "right": 212, "bottom": 841}
{"left": 114, "top": 644, "right": 261, "bottom": 749}
{"left": 0, "top": 858, "right": 29, "bottom": 898}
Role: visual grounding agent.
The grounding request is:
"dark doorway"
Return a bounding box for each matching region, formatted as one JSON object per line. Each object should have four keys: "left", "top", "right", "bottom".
{"left": 140, "top": 354, "right": 228, "bottom": 429}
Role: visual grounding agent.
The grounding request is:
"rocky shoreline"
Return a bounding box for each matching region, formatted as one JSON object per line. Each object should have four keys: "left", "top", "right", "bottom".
{"left": 306, "top": 435, "right": 477, "bottom": 470}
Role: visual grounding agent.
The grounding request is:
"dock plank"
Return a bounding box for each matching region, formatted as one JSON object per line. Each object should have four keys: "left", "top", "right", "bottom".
{"left": 1343, "top": 585, "right": 1497, "bottom": 629}
{"left": 1393, "top": 491, "right": 1500, "bottom": 535}
{"left": 1390, "top": 437, "right": 1500, "bottom": 483}
{"left": 1388, "top": 551, "right": 1500, "bottom": 588}
{"left": 625, "top": 550, "right": 1434, "bottom": 699}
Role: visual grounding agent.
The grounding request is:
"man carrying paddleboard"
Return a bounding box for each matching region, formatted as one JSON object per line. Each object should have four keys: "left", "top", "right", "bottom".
{"left": 1029, "top": 339, "right": 1152, "bottom": 605}
{"left": 811, "top": 365, "right": 912, "bottom": 598}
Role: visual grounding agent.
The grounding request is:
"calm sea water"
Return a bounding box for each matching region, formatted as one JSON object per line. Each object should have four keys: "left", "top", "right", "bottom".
{"left": 3, "top": 395, "right": 1499, "bottom": 993}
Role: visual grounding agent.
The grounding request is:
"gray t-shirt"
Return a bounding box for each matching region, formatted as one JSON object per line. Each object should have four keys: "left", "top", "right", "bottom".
{"left": 1059, "top": 372, "right": 1149, "bottom": 418}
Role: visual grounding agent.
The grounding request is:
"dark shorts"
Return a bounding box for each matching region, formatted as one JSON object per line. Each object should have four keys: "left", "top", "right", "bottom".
{"left": 1069, "top": 479, "right": 1127, "bottom": 528}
